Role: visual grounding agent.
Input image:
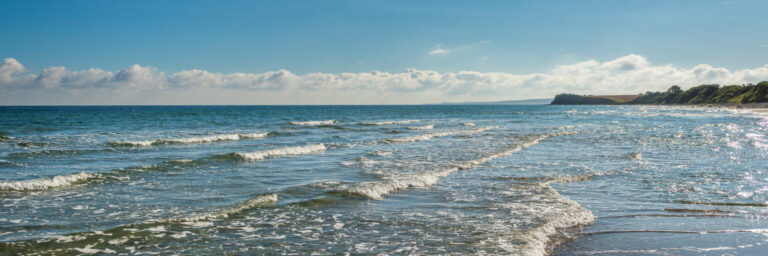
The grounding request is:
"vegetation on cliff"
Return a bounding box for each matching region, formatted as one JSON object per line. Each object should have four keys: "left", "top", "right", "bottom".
{"left": 551, "top": 81, "right": 768, "bottom": 105}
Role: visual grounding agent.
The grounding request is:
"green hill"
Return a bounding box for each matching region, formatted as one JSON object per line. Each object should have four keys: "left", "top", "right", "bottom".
{"left": 551, "top": 81, "right": 768, "bottom": 105}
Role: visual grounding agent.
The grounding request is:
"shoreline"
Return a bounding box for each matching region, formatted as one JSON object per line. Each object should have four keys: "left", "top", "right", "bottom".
{"left": 551, "top": 103, "right": 767, "bottom": 255}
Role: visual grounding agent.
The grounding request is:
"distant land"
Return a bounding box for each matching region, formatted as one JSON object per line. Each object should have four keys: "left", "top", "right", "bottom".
{"left": 551, "top": 81, "right": 768, "bottom": 105}
{"left": 440, "top": 98, "right": 552, "bottom": 105}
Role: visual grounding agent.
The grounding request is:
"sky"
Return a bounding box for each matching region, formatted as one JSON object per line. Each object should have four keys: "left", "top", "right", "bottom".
{"left": 1, "top": 0, "right": 768, "bottom": 105}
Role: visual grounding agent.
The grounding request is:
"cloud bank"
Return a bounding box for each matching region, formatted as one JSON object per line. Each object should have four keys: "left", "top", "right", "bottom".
{"left": 2, "top": 54, "right": 768, "bottom": 105}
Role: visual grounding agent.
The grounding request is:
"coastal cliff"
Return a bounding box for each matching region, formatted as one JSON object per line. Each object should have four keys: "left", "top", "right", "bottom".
{"left": 551, "top": 81, "right": 768, "bottom": 105}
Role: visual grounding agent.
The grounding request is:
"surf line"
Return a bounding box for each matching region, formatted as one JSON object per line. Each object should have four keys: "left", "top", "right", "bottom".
{"left": 108, "top": 132, "right": 271, "bottom": 147}
{"left": 1, "top": 127, "right": 501, "bottom": 192}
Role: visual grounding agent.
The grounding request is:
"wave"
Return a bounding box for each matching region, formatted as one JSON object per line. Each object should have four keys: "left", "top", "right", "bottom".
{"left": 344, "top": 131, "right": 573, "bottom": 200}
{"left": 407, "top": 124, "right": 434, "bottom": 130}
{"left": 15, "top": 141, "right": 49, "bottom": 147}
{"left": 461, "top": 122, "right": 476, "bottom": 126}
{"left": 368, "top": 150, "right": 392, "bottom": 157}
{"left": 109, "top": 132, "right": 269, "bottom": 147}
{"left": 455, "top": 131, "right": 576, "bottom": 170}
{"left": 0, "top": 172, "right": 98, "bottom": 191}
{"left": 233, "top": 144, "right": 327, "bottom": 161}
{"left": 511, "top": 183, "right": 595, "bottom": 256}
{"left": 360, "top": 120, "right": 420, "bottom": 126}
{"left": 165, "top": 193, "right": 278, "bottom": 223}
{"left": 385, "top": 126, "right": 498, "bottom": 143}
{"left": 345, "top": 168, "right": 455, "bottom": 200}
{"left": 0, "top": 159, "right": 25, "bottom": 167}
{"left": 0, "top": 193, "right": 279, "bottom": 254}
{"left": 2, "top": 142, "right": 330, "bottom": 192}
{"left": 290, "top": 120, "right": 336, "bottom": 126}
{"left": 6, "top": 148, "right": 112, "bottom": 159}
{"left": 0, "top": 158, "right": 211, "bottom": 192}
{"left": 495, "top": 172, "right": 603, "bottom": 185}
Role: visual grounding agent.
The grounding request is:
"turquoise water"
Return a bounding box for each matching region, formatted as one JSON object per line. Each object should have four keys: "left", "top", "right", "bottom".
{"left": 1, "top": 105, "right": 767, "bottom": 255}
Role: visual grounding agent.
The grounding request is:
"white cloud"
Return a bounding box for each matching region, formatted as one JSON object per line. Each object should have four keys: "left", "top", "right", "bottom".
{"left": 1, "top": 54, "right": 767, "bottom": 105}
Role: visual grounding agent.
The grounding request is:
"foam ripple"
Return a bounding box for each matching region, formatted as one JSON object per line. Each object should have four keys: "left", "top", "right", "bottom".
{"left": 168, "top": 193, "right": 278, "bottom": 223}
{"left": 508, "top": 183, "right": 595, "bottom": 256}
{"left": 386, "top": 126, "right": 498, "bottom": 143}
{"left": 234, "top": 144, "right": 327, "bottom": 161}
{"left": 290, "top": 120, "right": 336, "bottom": 125}
{"left": 360, "top": 120, "right": 420, "bottom": 125}
{"left": 347, "top": 131, "right": 574, "bottom": 200}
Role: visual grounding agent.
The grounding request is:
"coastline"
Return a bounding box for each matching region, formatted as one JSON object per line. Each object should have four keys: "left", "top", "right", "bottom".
{"left": 555, "top": 102, "right": 768, "bottom": 112}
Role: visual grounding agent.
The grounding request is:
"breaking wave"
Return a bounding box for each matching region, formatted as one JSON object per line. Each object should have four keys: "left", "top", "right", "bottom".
{"left": 508, "top": 183, "right": 595, "bottom": 256}
{"left": 165, "top": 193, "right": 278, "bottom": 223}
{"left": 109, "top": 132, "right": 269, "bottom": 147}
{"left": 0, "top": 158, "right": 211, "bottom": 192}
{"left": 233, "top": 144, "right": 327, "bottom": 161}
{"left": 360, "top": 120, "right": 420, "bottom": 125}
{"left": 407, "top": 124, "right": 434, "bottom": 130}
{"left": 290, "top": 120, "right": 336, "bottom": 126}
{"left": 0, "top": 172, "right": 98, "bottom": 191}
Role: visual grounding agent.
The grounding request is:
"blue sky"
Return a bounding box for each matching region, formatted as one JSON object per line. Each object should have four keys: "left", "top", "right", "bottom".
{"left": 1, "top": 0, "right": 768, "bottom": 104}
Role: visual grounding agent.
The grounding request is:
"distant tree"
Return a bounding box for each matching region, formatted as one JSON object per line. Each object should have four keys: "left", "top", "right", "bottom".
{"left": 666, "top": 85, "right": 682, "bottom": 94}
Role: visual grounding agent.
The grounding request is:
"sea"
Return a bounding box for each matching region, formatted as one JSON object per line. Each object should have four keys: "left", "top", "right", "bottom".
{"left": 1, "top": 105, "right": 767, "bottom": 255}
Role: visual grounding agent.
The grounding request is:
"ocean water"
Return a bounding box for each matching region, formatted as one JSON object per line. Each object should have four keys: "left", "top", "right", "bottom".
{"left": 0, "top": 105, "right": 767, "bottom": 255}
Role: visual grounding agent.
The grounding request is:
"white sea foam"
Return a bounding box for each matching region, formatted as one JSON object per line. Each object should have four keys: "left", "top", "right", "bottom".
{"left": 521, "top": 190, "right": 594, "bottom": 256}
{"left": 344, "top": 131, "right": 592, "bottom": 256}
{"left": 490, "top": 182, "right": 595, "bottom": 256}
{"left": 386, "top": 126, "right": 498, "bottom": 143}
{"left": 235, "top": 144, "right": 327, "bottom": 161}
{"left": 360, "top": 120, "right": 420, "bottom": 125}
{"left": 0, "top": 172, "right": 97, "bottom": 191}
{"left": 290, "top": 120, "right": 336, "bottom": 125}
{"left": 349, "top": 131, "right": 572, "bottom": 200}
{"left": 461, "top": 122, "right": 476, "bottom": 126}
{"left": 66, "top": 193, "right": 279, "bottom": 243}
{"left": 112, "top": 132, "right": 268, "bottom": 147}
{"left": 407, "top": 124, "right": 434, "bottom": 130}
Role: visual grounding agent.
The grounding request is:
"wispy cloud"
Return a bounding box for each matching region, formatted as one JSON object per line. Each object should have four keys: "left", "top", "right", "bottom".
{"left": 2, "top": 55, "right": 768, "bottom": 105}
{"left": 428, "top": 41, "right": 491, "bottom": 56}
{"left": 429, "top": 45, "right": 449, "bottom": 55}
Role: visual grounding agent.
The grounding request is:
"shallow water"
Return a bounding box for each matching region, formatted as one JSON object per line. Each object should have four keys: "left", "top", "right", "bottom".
{"left": 0, "top": 105, "right": 767, "bottom": 255}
